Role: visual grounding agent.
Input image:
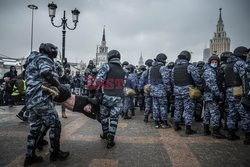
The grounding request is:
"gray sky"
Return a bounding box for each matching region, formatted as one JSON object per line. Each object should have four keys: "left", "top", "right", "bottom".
{"left": 0, "top": 0, "right": 249, "bottom": 65}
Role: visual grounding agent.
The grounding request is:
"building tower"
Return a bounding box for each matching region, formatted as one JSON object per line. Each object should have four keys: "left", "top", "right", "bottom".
{"left": 96, "top": 26, "right": 108, "bottom": 68}
{"left": 210, "top": 8, "right": 230, "bottom": 56}
{"left": 138, "top": 52, "right": 144, "bottom": 66}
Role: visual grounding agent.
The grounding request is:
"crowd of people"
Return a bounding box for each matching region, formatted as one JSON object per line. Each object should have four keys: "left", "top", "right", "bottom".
{"left": 2, "top": 42, "right": 249, "bottom": 166}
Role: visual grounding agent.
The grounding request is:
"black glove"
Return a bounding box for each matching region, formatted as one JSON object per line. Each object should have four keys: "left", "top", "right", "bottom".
{"left": 94, "top": 89, "right": 103, "bottom": 104}
{"left": 138, "top": 89, "right": 144, "bottom": 95}
{"left": 41, "top": 71, "right": 60, "bottom": 87}
{"left": 54, "top": 84, "right": 71, "bottom": 103}
{"left": 241, "top": 97, "right": 250, "bottom": 112}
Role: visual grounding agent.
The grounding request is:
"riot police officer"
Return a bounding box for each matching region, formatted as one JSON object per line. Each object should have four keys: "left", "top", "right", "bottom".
{"left": 24, "top": 43, "right": 69, "bottom": 166}
{"left": 123, "top": 64, "right": 137, "bottom": 119}
{"left": 149, "top": 53, "right": 171, "bottom": 128}
{"left": 194, "top": 61, "right": 205, "bottom": 122}
{"left": 138, "top": 59, "right": 153, "bottom": 122}
{"left": 225, "top": 46, "right": 250, "bottom": 144}
{"left": 95, "top": 50, "right": 126, "bottom": 149}
{"left": 202, "top": 55, "right": 226, "bottom": 138}
{"left": 167, "top": 61, "right": 175, "bottom": 118}
{"left": 172, "top": 51, "right": 202, "bottom": 134}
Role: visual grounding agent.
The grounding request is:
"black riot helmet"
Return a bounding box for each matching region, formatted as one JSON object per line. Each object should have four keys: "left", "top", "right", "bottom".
{"left": 220, "top": 51, "right": 232, "bottom": 63}
{"left": 139, "top": 65, "right": 146, "bottom": 71}
{"left": 233, "top": 46, "right": 249, "bottom": 61}
{"left": 122, "top": 61, "right": 129, "bottom": 66}
{"left": 178, "top": 50, "right": 191, "bottom": 61}
{"left": 197, "top": 61, "right": 205, "bottom": 67}
{"left": 167, "top": 62, "right": 175, "bottom": 69}
{"left": 39, "top": 43, "right": 58, "bottom": 59}
{"left": 145, "top": 59, "right": 153, "bottom": 67}
{"left": 107, "top": 50, "right": 121, "bottom": 61}
{"left": 126, "top": 64, "right": 135, "bottom": 73}
{"left": 155, "top": 53, "right": 167, "bottom": 64}
{"left": 208, "top": 55, "right": 220, "bottom": 64}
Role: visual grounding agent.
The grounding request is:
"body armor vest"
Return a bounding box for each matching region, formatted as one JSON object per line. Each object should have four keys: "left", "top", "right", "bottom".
{"left": 149, "top": 64, "right": 163, "bottom": 85}
{"left": 224, "top": 62, "right": 242, "bottom": 87}
{"left": 104, "top": 63, "right": 125, "bottom": 97}
{"left": 173, "top": 63, "right": 193, "bottom": 86}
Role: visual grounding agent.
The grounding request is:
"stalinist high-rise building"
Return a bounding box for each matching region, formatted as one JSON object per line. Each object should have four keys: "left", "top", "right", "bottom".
{"left": 96, "top": 26, "right": 108, "bottom": 68}
{"left": 209, "top": 8, "right": 230, "bottom": 56}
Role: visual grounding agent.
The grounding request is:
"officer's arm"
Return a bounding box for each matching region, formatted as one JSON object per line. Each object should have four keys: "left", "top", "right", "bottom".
{"left": 160, "top": 66, "right": 171, "bottom": 92}
{"left": 189, "top": 65, "right": 202, "bottom": 88}
{"left": 203, "top": 69, "right": 220, "bottom": 95}
{"left": 94, "top": 64, "right": 109, "bottom": 89}
{"left": 235, "top": 61, "right": 246, "bottom": 80}
{"left": 38, "top": 57, "right": 60, "bottom": 86}
{"left": 138, "top": 71, "right": 147, "bottom": 90}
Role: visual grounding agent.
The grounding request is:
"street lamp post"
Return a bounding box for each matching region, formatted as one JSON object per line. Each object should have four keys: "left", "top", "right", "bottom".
{"left": 28, "top": 4, "right": 38, "bottom": 52}
{"left": 48, "top": 2, "right": 80, "bottom": 62}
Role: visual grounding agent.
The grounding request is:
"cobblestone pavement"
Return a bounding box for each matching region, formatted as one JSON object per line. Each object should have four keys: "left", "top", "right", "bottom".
{"left": 0, "top": 105, "right": 249, "bottom": 167}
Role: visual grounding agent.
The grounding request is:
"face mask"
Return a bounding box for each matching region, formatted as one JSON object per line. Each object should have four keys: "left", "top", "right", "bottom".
{"left": 210, "top": 63, "right": 218, "bottom": 68}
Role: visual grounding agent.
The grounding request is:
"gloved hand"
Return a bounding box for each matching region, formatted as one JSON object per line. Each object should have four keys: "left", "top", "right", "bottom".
{"left": 138, "top": 89, "right": 144, "bottom": 95}
{"left": 214, "top": 92, "right": 224, "bottom": 102}
{"left": 54, "top": 84, "right": 71, "bottom": 103}
{"left": 94, "top": 89, "right": 103, "bottom": 104}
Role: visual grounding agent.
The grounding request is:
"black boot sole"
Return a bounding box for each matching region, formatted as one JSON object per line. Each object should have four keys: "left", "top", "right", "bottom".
{"left": 107, "top": 142, "right": 116, "bottom": 149}
{"left": 50, "top": 153, "right": 70, "bottom": 161}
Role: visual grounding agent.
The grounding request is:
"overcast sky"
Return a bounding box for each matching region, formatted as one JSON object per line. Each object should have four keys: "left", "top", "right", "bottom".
{"left": 0, "top": 0, "right": 249, "bottom": 64}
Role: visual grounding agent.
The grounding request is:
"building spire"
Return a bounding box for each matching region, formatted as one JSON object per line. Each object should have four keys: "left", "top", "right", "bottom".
{"left": 102, "top": 25, "right": 105, "bottom": 42}
{"left": 218, "top": 8, "right": 223, "bottom": 24}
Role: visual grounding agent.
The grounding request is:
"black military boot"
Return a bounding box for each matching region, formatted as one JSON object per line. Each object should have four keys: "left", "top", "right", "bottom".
{"left": 123, "top": 112, "right": 131, "bottom": 119}
{"left": 227, "top": 129, "right": 240, "bottom": 140}
{"left": 50, "top": 150, "right": 70, "bottom": 161}
{"left": 24, "top": 153, "right": 43, "bottom": 167}
{"left": 120, "top": 112, "right": 124, "bottom": 118}
{"left": 203, "top": 124, "right": 211, "bottom": 136}
{"left": 185, "top": 125, "right": 197, "bottom": 135}
{"left": 50, "top": 137, "right": 69, "bottom": 161}
{"left": 131, "top": 108, "right": 135, "bottom": 116}
{"left": 244, "top": 132, "right": 250, "bottom": 145}
{"left": 100, "top": 133, "right": 107, "bottom": 140}
{"left": 143, "top": 115, "right": 149, "bottom": 123}
{"left": 106, "top": 135, "right": 116, "bottom": 149}
{"left": 155, "top": 121, "right": 160, "bottom": 129}
{"left": 212, "top": 126, "right": 226, "bottom": 139}
{"left": 162, "top": 121, "right": 171, "bottom": 129}
{"left": 174, "top": 122, "right": 182, "bottom": 131}
{"left": 37, "top": 139, "right": 49, "bottom": 151}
